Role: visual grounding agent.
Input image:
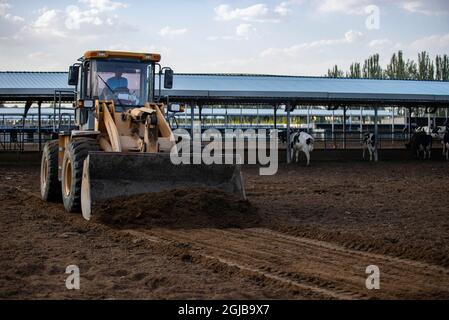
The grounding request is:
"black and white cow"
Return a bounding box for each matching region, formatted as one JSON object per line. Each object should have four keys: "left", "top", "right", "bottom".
{"left": 407, "top": 130, "right": 433, "bottom": 160}
{"left": 362, "top": 133, "right": 378, "bottom": 162}
{"left": 432, "top": 125, "right": 449, "bottom": 159}
{"left": 290, "top": 131, "right": 314, "bottom": 166}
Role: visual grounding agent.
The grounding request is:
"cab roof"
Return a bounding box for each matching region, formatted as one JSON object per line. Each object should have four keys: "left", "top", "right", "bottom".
{"left": 83, "top": 51, "right": 161, "bottom": 62}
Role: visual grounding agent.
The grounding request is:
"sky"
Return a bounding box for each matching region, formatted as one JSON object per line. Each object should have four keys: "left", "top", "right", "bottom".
{"left": 0, "top": 0, "right": 448, "bottom": 75}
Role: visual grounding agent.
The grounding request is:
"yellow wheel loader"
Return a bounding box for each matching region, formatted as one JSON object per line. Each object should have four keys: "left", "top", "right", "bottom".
{"left": 40, "top": 51, "right": 245, "bottom": 220}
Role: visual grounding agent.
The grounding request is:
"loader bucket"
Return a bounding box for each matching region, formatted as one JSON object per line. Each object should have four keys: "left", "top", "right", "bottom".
{"left": 81, "top": 152, "right": 246, "bottom": 220}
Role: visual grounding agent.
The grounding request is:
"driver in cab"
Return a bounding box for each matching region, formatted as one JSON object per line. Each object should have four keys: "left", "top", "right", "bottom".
{"left": 101, "top": 70, "right": 138, "bottom": 105}
{"left": 107, "top": 70, "right": 128, "bottom": 91}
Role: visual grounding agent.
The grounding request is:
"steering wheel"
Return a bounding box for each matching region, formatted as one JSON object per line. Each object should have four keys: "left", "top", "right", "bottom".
{"left": 100, "top": 86, "right": 131, "bottom": 100}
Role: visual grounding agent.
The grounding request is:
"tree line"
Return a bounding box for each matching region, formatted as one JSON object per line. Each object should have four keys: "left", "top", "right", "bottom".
{"left": 327, "top": 51, "right": 449, "bottom": 81}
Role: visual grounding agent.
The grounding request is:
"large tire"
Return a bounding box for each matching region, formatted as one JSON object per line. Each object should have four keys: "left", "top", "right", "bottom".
{"left": 61, "top": 138, "right": 99, "bottom": 213}
{"left": 40, "top": 140, "right": 62, "bottom": 202}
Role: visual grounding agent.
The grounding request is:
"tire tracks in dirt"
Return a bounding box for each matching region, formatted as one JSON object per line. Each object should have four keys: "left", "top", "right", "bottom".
{"left": 126, "top": 228, "right": 449, "bottom": 299}
{"left": 16, "top": 187, "right": 449, "bottom": 299}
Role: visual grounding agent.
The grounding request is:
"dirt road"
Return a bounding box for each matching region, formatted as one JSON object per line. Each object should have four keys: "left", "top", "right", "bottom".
{"left": 1, "top": 161, "right": 448, "bottom": 299}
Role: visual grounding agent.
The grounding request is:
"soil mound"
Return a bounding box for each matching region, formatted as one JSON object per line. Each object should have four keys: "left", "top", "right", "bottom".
{"left": 93, "top": 188, "right": 261, "bottom": 229}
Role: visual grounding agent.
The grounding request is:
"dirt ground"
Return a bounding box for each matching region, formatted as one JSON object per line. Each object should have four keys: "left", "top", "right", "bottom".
{"left": 0, "top": 160, "right": 448, "bottom": 300}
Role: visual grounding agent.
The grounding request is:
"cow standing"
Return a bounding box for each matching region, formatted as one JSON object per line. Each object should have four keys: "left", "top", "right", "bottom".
{"left": 362, "top": 133, "right": 378, "bottom": 162}
{"left": 290, "top": 131, "right": 314, "bottom": 166}
{"left": 432, "top": 125, "right": 449, "bottom": 159}
{"left": 407, "top": 130, "right": 433, "bottom": 160}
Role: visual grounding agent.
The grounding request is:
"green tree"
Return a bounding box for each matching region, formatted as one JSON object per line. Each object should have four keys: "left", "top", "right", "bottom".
{"left": 385, "top": 51, "right": 405, "bottom": 79}
{"left": 417, "top": 51, "right": 435, "bottom": 80}
{"left": 363, "top": 54, "right": 383, "bottom": 79}
{"left": 406, "top": 59, "right": 418, "bottom": 79}
{"left": 385, "top": 51, "right": 419, "bottom": 80}
{"left": 327, "top": 65, "right": 344, "bottom": 78}
{"left": 435, "top": 54, "right": 449, "bottom": 81}
{"left": 347, "top": 62, "right": 361, "bottom": 78}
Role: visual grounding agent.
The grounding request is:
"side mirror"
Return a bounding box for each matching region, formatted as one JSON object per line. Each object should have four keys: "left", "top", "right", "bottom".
{"left": 68, "top": 65, "right": 80, "bottom": 86}
{"left": 164, "top": 69, "right": 174, "bottom": 89}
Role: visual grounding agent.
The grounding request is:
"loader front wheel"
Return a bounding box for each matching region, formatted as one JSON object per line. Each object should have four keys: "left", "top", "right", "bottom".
{"left": 40, "top": 140, "right": 62, "bottom": 202}
{"left": 61, "top": 138, "right": 99, "bottom": 213}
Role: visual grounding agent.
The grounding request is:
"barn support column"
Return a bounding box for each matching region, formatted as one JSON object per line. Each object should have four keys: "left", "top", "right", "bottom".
{"left": 38, "top": 100, "right": 42, "bottom": 152}
{"left": 428, "top": 110, "right": 431, "bottom": 133}
{"left": 225, "top": 106, "right": 228, "bottom": 128}
{"left": 374, "top": 106, "right": 379, "bottom": 142}
{"left": 343, "top": 106, "right": 347, "bottom": 149}
{"left": 331, "top": 109, "right": 335, "bottom": 141}
{"left": 273, "top": 105, "right": 277, "bottom": 129}
{"left": 348, "top": 108, "right": 352, "bottom": 132}
{"left": 445, "top": 108, "right": 448, "bottom": 123}
{"left": 53, "top": 91, "right": 57, "bottom": 131}
{"left": 190, "top": 101, "right": 195, "bottom": 138}
{"left": 359, "top": 107, "right": 363, "bottom": 139}
{"left": 391, "top": 106, "right": 395, "bottom": 141}
{"left": 408, "top": 107, "right": 412, "bottom": 141}
{"left": 198, "top": 104, "right": 203, "bottom": 132}
{"left": 22, "top": 100, "right": 33, "bottom": 152}
{"left": 256, "top": 105, "right": 259, "bottom": 128}
{"left": 432, "top": 108, "right": 438, "bottom": 128}
{"left": 307, "top": 105, "right": 310, "bottom": 133}
{"left": 286, "top": 103, "right": 292, "bottom": 164}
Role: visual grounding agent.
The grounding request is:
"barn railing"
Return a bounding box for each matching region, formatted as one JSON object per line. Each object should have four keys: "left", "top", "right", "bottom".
{"left": 0, "top": 128, "right": 57, "bottom": 152}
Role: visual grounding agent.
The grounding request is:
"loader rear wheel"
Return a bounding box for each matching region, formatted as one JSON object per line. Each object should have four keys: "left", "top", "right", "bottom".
{"left": 40, "top": 140, "right": 62, "bottom": 202}
{"left": 61, "top": 138, "right": 99, "bottom": 213}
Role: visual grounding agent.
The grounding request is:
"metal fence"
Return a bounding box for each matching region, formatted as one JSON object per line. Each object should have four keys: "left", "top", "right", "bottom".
{"left": 0, "top": 128, "right": 55, "bottom": 151}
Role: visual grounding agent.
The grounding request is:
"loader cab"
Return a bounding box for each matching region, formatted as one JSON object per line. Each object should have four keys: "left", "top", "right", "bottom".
{"left": 69, "top": 51, "right": 173, "bottom": 110}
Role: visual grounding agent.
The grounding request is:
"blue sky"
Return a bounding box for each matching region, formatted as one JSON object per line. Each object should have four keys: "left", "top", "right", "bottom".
{"left": 0, "top": 0, "right": 448, "bottom": 75}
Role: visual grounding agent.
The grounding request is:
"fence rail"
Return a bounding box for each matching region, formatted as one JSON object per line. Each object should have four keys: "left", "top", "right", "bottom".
{"left": 0, "top": 128, "right": 54, "bottom": 151}
{"left": 0, "top": 126, "right": 444, "bottom": 152}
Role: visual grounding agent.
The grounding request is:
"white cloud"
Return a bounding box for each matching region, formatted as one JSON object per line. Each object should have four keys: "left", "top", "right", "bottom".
{"left": 235, "top": 24, "right": 256, "bottom": 38}
{"left": 206, "top": 24, "right": 257, "bottom": 41}
{"left": 400, "top": 0, "right": 449, "bottom": 16}
{"left": 274, "top": 3, "right": 291, "bottom": 16}
{"left": 159, "top": 26, "right": 187, "bottom": 37}
{"left": 0, "top": 0, "right": 24, "bottom": 23}
{"left": 34, "top": 8, "right": 59, "bottom": 28}
{"left": 0, "top": 0, "right": 10, "bottom": 16}
{"left": 31, "top": 8, "right": 67, "bottom": 38}
{"left": 317, "top": 0, "right": 372, "bottom": 15}
{"left": 368, "top": 38, "right": 393, "bottom": 49}
{"left": 409, "top": 33, "right": 449, "bottom": 51}
{"left": 275, "top": 0, "right": 303, "bottom": 16}
{"left": 214, "top": 4, "right": 270, "bottom": 22}
{"left": 28, "top": 51, "right": 54, "bottom": 60}
{"left": 79, "top": 0, "right": 128, "bottom": 11}
{"left": 344, "top": 30, "right": 362, "bottom": 43}
{"left": 261, "top": 30, "right": 363, "bottom": 57}
{"left": 65, "top": 5, "right": 103, "bottom": 30}
{"left": 1, "top": 0, "right": 133, "bottom": 46}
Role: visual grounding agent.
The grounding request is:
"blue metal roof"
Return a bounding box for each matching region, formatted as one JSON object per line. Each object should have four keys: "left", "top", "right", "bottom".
{"left": 162, "top": 74, "right": 449, "bottom": 105}
{"left": 0, "top": 72, "right": 73, "bottom": 100}
{"left": 1, "top": 71, "right": 448, "bottom": 106}
{"left": 0, "top": 72, "right": 70, "bottom": 89}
